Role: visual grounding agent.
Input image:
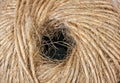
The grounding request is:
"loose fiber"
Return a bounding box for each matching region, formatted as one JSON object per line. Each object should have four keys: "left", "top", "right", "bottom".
{"left": 0, "top": 0, "right": 120, "bottom": 83}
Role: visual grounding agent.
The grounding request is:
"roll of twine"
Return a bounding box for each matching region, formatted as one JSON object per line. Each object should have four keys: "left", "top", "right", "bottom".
{"left": 0, "top": 0, "right": 120, "bottom": 83}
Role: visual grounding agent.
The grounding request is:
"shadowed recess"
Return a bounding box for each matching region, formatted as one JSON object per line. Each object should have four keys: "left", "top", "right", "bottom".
{"left": 41, "top": 28, "right": 75, "bottom": 61}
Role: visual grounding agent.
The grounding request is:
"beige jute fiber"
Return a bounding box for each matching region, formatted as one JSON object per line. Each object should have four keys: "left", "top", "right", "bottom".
{"left": 0, "top": 0, "right": 120, "bottom": 83}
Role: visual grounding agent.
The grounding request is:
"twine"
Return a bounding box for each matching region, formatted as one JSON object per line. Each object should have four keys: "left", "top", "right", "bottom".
{"left": 0, "top": 0, "right": 120, "bottom": 83}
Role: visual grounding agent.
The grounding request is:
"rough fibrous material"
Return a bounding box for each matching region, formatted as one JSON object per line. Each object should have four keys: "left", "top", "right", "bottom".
{"left": 0, "top": 0, "right": 120, "bottom": 83}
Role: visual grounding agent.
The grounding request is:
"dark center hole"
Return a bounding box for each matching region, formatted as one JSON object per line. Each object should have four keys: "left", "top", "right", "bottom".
{"left": 41, "top": 29, "right": 73, "bottom": 61}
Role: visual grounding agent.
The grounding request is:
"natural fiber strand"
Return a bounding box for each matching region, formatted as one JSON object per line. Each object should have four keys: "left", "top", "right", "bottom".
{"left": 0, "top": 0, "right": 120, "bottom": 83}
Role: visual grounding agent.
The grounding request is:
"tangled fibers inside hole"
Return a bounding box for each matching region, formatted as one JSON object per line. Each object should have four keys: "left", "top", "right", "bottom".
{"left": 41, "top": 28, "right": 75, "bottom": 61}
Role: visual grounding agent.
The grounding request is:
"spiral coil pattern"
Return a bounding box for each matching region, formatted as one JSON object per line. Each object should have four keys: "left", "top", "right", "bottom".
{"left": 0, "top": 0, "right": 120, "bottom": 83}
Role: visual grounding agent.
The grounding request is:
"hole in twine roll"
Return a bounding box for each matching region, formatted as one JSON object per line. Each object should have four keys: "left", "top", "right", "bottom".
{"left": 40, "top": 25, "right": 76, "bottom": 62}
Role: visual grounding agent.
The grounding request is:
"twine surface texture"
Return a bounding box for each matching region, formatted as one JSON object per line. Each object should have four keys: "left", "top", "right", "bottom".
{"left": 0, "top": 0, "right": 120, "bottom": 83}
